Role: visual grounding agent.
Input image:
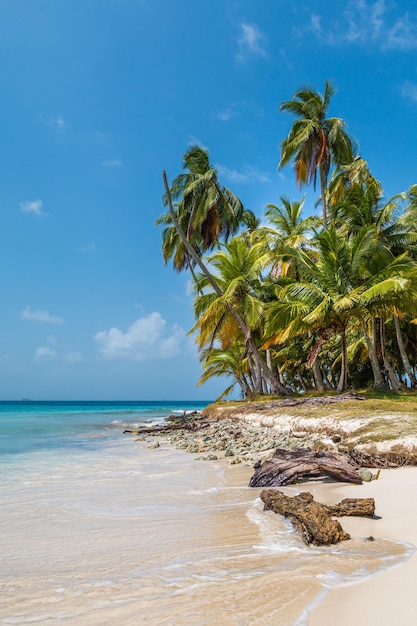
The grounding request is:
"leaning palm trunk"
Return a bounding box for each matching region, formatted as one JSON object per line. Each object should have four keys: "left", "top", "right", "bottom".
{"left": 394, "top": 315, "right": 417, "bottom": 388}
{"left": 361, "top": 319, "right": 387, "bottom": 389}
{"left": 163, "top": 171, "right": 292, "bottom": 396}
{"left": 379, "top": 318, "right": 402, "bottom": 391}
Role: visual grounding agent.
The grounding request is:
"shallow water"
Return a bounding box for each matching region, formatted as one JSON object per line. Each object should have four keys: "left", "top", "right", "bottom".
{"left": 0, "top": 403, "right": 413, "bottom": 625}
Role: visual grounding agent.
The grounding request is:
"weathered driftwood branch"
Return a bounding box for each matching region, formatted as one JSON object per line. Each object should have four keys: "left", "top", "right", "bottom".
{"left": 260, "top": 490, "right": 375, "bottom": 545}
{"left": 326, "top": 497, "right": 375, "bottom": 517}
{"left": 249, "top": 448, "right": 362, "bottom": 487}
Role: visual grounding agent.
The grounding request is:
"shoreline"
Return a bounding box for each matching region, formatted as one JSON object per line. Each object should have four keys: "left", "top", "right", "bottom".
{"left": 128, "top": 408, "right": 417, "bottom": 625}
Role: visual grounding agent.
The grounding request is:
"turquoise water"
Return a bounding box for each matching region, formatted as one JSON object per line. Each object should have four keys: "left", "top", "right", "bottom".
{"left": 0, "top": 400, "right": 209, "bottom": 458}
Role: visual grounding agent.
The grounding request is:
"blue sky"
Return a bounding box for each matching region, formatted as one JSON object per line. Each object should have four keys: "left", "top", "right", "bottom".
{"left": 1, "top": 0, "right": 417, "bottom": 400}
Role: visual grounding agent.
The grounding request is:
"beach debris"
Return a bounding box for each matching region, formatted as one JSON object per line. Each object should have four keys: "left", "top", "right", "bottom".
{"left": 249, "top": 448, "right": 363, "bottom": 487}
{"left": 260, "top": 490, "right": 375, "bottom": 545}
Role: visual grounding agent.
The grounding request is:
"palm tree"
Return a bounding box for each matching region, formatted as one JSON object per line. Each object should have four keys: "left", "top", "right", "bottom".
{"left": 261, "top": 195, "right": 320, "bottom": 279}
{"left": 265, "top": 225, "right": 414, "bottom": 392}
{"left": 197, "top": 342, "right": 253, "bottom": 400}
{"left": 159, "top": 145, "right": 254, "bottom": 256}
{"left": 191, "top": 236, "right": 290, "bottom": 395}
{"left": 279, "top": 81, "right": 354, "bottom": 228}
{"left": 162, "top": 170, "right": 292, "bottom": 396}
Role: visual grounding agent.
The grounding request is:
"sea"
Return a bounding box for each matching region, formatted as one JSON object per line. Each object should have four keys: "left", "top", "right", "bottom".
{"left": 0, "top": 400, "right": 413, "bottom": 625}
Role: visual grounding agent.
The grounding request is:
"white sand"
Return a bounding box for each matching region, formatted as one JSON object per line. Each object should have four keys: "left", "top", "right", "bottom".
{"left": 305, "top": 467, "right": 417, "bottom": 625}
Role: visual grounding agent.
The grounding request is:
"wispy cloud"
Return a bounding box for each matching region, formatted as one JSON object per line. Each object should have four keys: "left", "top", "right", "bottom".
{"left": 19, "top": 199, "right": 46, "bottom": 216}
{"left": 78, "top": 242, "right": 97, "bottom": 253}
{"left": 306, "top": 1, "right": 417, "bottom": 51}
{"left": 94, "top": 312, "right": 185, "bottom": 360}
{"left": 236, "top": 22, "right": 267, "bottom": 63}
{"left": 401, "top": 80, "right": 417, "bottom": 102}
{"left": 35, "top": 346, "right": 56, "bottom": 361}
{"left": 63, "top": 351, "right": 84, "bottom": 363}
{"left": 214, "top": 106, "right": 238, "bottom": 122}
{"left": 50, "top": 116, "right": 66, "bottom": 131}
{"left": 101, "top": 158, "right": 123, "bottom": 167}
{"left": 21, "top": 307, "right": 64, "bottom": 324}
{"left": 215, "top": 163, "right": 270, "bottom": 184}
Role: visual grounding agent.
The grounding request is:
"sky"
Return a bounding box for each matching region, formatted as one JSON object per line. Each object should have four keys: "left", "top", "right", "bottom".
{"left": 1, "top": 0, "right": 417, "bottom": 400}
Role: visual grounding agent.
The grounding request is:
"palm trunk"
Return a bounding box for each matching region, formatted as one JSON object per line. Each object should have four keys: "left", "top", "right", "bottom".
{"left": 394, "top": 314, "right": 416, "bottom": 388}
{"left": 163, "top": 171, "right": 292, "bottom": 396}
{"left": 361, "top": 319, "right": 387, "bottom": 390}
{"left": 379, "top": 318, "right": 402, "bottom": 391}
{"left": 320, "top": 167, "right": 328, "bottom": 229}
{"left": 312, "top": 359, "right": 325, "bottom": 392}
{"left": 297, "top": 372, "right": 308, "bottom": 392}
{"left": 336, "top": 328, "right": 348, "bottom": 394}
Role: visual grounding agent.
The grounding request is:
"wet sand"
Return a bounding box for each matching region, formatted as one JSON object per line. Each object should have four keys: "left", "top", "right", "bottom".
{"left": 1, "top": 434, "right": 411, "bottom": 625}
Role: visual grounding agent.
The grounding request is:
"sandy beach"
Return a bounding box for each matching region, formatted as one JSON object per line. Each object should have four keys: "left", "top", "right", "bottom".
{"left": 305, "top": 467, "right": 417, "bottom": 625}
{"left": 222, "top": 460, "right": 417, "bottom": 626}
{"left": 129, "top": 407, "right": 417, "bottom": 625}
{"left": 3, "top": 401, "right": 416, "bottom": 626}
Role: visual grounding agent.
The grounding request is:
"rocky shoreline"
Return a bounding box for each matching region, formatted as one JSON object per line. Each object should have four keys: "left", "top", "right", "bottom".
{"left": 124, "top": 393, "right": 417, "bottom": 473}
{"left": 125, "top": 411, "right": 302, "bottom": 467}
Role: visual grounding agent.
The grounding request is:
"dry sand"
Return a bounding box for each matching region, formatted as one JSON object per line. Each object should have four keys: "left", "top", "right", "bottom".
{"left": 302, "top": 467, "right": 417, "bottom": 625}
{"left": 220, "top": 460, "right": 417, "bottom": 625}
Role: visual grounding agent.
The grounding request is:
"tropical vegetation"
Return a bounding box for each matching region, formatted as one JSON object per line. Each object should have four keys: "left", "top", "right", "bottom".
{"left": 157, "top": 82, "right": 417, "bottom": 400}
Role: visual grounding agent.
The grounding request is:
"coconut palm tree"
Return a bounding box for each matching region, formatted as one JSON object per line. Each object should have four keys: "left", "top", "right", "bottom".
{"left": 279, "top": 81, "right": 354, "bottom": 228}
{"left": 162, "top": 171, "right": 291, "bottom": 396}
{"left": 159, "top": 145, "right": 254, "bottom": 255}
{"left": 265, "top": 224, "right": 415, "bottom": 392}
{"left": 261, "top": 195, "right": 320, "bottom": 280}
{"left": 191, "top": 236, "right": 289, "bottom": 395}
{"left": 197, "top": 342, "right": 253, "bottom": 400}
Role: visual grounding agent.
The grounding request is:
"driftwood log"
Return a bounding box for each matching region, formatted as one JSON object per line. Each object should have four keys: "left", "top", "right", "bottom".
{"left": 249, "top": 448, "right": 362, "bottom": 487}
{"left": 260, "top": 490, "right": 375, "bottom": 545}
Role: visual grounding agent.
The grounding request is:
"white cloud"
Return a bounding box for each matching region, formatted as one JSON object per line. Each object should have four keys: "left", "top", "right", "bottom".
{"left": 215, "top": 163, "right": 270, "bottom": 184}
{"left": 19, "top": 199, "right": 45, "bottom": 216}
{"left": 94, "top": 312, "right": 185, "bottom": 360}
{"left": 101, "top": 158, "right": 123, "bottom": 167}
{"left": 21, "top": 307, "right": 64, "bottom": 324}
{"left": 214, "top": 106, "right": 238, "bottom": 122}
{"left": 35, "top": 346, "right": 56, "bottom": 361}
{"left": 306, "top": 1, "right": 417, "bottom": 51}
{"left": 385, "top": 14, "right": 417, "bottom": 50}
{"left": 236, "top": 22, "right": 267, "bottom": 62}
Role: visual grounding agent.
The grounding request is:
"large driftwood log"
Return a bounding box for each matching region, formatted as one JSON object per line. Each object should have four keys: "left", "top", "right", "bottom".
{"left": 260, "top": 490, "right": 375, "bottom": 545}
{"left": 249, "top": 448, "right": 362, "bottom": 487}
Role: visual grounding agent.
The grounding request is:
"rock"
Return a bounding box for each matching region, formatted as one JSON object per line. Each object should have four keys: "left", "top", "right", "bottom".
{"left": 358, "top": 468, "right": 374, "bottom": 482}
{"left": 147, "top": 441, "right": 160, "bottom": 449}
{"left": 206, "top": 454, "right": 218, "bottom": 461}
{"left": 186, "top": 443, "right": 199, "bottom": 453}
{"left": 225, "top": 448, "right": 235, "bottom": 457}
